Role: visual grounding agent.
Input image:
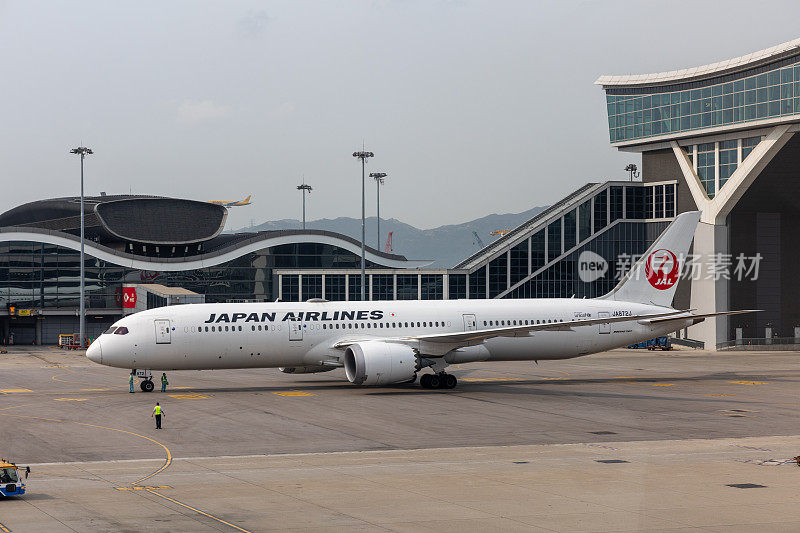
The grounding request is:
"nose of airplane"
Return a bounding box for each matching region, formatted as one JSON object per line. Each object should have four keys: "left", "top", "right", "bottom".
{"left": 86, "top": 338, "right": 102, "bottom": 364}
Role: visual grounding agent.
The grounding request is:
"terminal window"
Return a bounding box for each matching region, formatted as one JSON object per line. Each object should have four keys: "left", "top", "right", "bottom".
{"left": 606, "top": 59, "right": 800, "bottom": 143}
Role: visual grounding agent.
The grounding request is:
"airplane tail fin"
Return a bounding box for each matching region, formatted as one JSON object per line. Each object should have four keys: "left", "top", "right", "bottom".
{"left": 600, "top": 210, "right": 701, "bottom": 307}
{"left": 243, "top": 195, "right": 251, "bottom": 203}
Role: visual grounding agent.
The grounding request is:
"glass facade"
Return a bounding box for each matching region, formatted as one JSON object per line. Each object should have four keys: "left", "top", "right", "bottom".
{"left": 488, "top": 253, "right": 507, "bottom": 298}
{"left": 325, "top": 275, "right": 346, "bottom": 301}
{"left": 507, "top": 222, "right": 669, "bottom": 299}
{"left": 421, "top": 274, "right": 443, "bottom": 300}
{"left": 448, "top": 274, "right": 467, "bottom": 300}
{"left": 0, "top": 238, "right": 392, "bottom": 311}
{"left": 605, "top": 56, "right": 800, "bottom": 143}
{"left": 371, "top": 274, "right": 394, "bottom": 301}
{"left": 396, "top": 274, "right": 418, "bottom": 300}
{"left": 509, "top": 240, "right": 528, "bottom": 285}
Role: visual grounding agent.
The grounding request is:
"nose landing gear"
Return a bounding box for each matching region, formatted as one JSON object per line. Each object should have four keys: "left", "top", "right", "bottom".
{"left": 132, "top": 370, "right": 155, "bottom": 392}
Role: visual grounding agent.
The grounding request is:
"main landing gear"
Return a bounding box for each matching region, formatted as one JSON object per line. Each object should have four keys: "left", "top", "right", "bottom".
{"left": 140, "top": 379, "right": 155, "bottom": 392}
{"left": 420, "top": 372, "right": 457, "bottom": 389}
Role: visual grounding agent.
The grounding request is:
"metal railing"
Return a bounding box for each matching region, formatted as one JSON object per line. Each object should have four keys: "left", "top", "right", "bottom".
{"left": 717, "top": 337, "right": 800, "bottom": 350}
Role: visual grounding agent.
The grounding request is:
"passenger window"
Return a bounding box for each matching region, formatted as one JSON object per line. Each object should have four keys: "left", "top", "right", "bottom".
{"left": 238, "top": 326, "right": 242, "bottom": 331}
{"left": 114, "top": 327, "right": 129, "bottom": 335}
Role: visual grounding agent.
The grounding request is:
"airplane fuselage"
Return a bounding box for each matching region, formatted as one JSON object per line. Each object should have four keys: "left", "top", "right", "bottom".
{"left": 90, "top": 299, "right": 690, "bottom": 371}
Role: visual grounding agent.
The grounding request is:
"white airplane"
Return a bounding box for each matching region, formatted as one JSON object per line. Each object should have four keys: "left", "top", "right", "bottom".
{"left": 87, "top": 211, "right": 755, "bottom": 391}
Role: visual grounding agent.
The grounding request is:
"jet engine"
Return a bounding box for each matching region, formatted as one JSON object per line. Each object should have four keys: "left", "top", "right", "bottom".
{"left": 344, "top": 341, "right": 418, "bottom": 386}
{"left": 279, "top": 365, "right": 337, "bottom": 374}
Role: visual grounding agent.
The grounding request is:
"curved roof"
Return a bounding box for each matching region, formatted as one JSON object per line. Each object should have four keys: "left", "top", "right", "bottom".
{"left": 0, "top": 227, "right": 432, "bottom": 271}
{"left": 596, "top": 37, "right": 800, "bottom": 88}
{"left": 0, "top": 195, "right": 227, "bottom": 245}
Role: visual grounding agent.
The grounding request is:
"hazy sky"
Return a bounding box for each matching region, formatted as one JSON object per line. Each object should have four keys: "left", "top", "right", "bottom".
{"left": 2, "top": 1, "right": 800, "bottom": 230}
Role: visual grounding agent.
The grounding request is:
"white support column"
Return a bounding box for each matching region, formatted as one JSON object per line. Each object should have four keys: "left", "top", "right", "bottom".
{"left": 298, "top": 275, "right": 303, "bottom": 302}
{"left": 321, "top": 275, "right": 326, "bottom": 300}
{"left": 417, "top": 274, "right": 422, "bottom": 300}
{"left": 689, "top": 222, "right": 729, "bottom": 348}
{"left": 278, "top": 274, "right": 283, "bottom": 300}
{"left": 443, "top": 273, "right": 449, "bottom": 300}
{"left": 670, "top": 125, "right": 795, "bottom": 349}
{"left": 344, "top": 274, "right": 349, "bottom": 301}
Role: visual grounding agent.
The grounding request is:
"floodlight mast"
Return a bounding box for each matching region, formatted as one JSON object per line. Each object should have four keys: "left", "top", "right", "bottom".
{"left": 296, "top": 182, "right": 313, "bottom": 229}
{"left": 369, "top": 172, "right": 387, "bottom": 249}
{"left": 625, "top": 163, "right": 640, "bottom": 181}
{"left": 352, "top": 150, "right": 374, "bottom": 301}
{"left": 69, "top": 146, "right": 93, "bottom": 348}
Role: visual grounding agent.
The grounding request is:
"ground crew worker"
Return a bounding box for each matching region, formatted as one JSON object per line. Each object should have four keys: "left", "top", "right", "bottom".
{"left": 129, "top": 372, "right": 135, "bottom": 393}
{"left": 152, "top": 402, "right": 164, "bottom": 429}
{"left": 160, "top": 373, "right": 168, "bottom": 392}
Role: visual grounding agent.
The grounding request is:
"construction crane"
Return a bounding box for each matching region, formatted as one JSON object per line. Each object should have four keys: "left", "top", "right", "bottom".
{"left": 384, "top": 232, "right": 394, "bottom": 253}
{"left": 471, "top": 231, "right": 485, "bottom": 248}
{"left": 490, "top": 229, "right": 511, "bottom": 236}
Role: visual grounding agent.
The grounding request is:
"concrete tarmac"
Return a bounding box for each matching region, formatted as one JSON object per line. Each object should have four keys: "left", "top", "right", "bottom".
{"left": 1, "top": 346, "right": 800, "bottom": 531}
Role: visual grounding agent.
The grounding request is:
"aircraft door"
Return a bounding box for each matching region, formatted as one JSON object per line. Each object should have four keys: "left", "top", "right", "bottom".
{"left": 289, "top": 321, "right": 303, "bottom": 341}
{"left": 154, "top": 319, "right": 171, "bottom": 344}
{"left": 463, "top": 314, "right": 477, "bottom": 331}
{"left": 598, "top": 312, "right": 611, "bottom": 334}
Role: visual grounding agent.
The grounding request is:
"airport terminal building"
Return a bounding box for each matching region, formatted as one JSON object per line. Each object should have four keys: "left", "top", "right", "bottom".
{"left": 596, "top": 37, "right": 800, "bottom": 348}
{"left": 0, "top": 195, "right": 428, "bottom": 344}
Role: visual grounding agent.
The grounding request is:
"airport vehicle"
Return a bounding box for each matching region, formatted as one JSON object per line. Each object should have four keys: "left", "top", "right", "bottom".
{"left": 86, "top": 211, "right": 755, "bottom": 389}
{"left": 208, "top": 195, "right": 252, "bottom": 207}
{"left": 627, "top": 336, "right": 672, "bottom": 350}
{"left": 0, "top": 459, "right": 28, "bottom": 497}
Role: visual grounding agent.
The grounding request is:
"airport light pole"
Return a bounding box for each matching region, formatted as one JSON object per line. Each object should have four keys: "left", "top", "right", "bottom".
{"left": 70, "top": 146, "right": 93, "bottom": 348}
{"left": 296, "top": 182, "right": 312, "bottom": 229}
{"left": 369, "top": 172, "right": 387, "bottom": 249}
{"left": 625, "top": 163, "right": 640, "bottom": 181}
{"left": 352, "top": 149, "right": 374, "bottom": 301}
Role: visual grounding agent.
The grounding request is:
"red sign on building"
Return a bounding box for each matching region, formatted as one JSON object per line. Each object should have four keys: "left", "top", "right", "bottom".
{"left": 122, "top": 287, "right": 137, "bottom": 308}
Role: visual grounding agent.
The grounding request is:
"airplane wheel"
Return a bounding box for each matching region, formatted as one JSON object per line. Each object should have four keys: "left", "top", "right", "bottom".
{"left": 428, "top": 374, "right": 441, "bottom": 389}
{"left": 420, "top": 374, "right": 432, "bottom": 389}
{"left": 443, "top": 374, "right": 457, "bottom": 389}
{"left": 141, "top": 380, "right": 154, "bottom": 392}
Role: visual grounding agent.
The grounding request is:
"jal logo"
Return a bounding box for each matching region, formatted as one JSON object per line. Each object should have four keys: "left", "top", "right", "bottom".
{"left": 645, "top": 249, "right": 680, "bottom": 290}
{"left": 578, "top": 251, "right": 608, "bottom": 283}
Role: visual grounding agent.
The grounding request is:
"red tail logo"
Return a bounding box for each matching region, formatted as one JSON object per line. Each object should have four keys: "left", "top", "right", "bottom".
{"left": 645, "top": 249, "right": 679, "bottom": 290}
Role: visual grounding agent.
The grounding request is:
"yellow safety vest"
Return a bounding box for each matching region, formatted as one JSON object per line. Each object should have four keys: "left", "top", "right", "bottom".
{"left": 129, "top": 375, "right": 134, "bottom": 383}
{"left": 161, "top": 375, "right": 168, "bottom": 383}
{"left": 154, "top": 405, "right": 161, "bottom": 415}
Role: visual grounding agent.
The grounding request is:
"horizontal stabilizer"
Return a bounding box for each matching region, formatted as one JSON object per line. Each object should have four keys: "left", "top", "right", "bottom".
{"left": 639, "top": 309, "right": 761, "bottom": 326}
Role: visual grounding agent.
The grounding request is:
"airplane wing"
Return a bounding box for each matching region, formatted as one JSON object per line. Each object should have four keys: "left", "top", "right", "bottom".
{"left": 332, "top": 309, "right": 687, "bottom": 353}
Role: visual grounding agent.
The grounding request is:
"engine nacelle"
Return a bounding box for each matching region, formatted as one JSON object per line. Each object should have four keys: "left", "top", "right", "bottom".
{"left": 279, "top": 365, "right": 337, "bottom": 374}
{"left": 344, "top": 341, "right": 418, "bottom": 386}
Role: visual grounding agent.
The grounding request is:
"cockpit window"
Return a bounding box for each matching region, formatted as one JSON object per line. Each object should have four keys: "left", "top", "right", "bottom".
{"left": 114, "top": 327, "right": 129, "bottom": 335}
{"left": 103, "top": 327, "right": 117, "bottom": 335}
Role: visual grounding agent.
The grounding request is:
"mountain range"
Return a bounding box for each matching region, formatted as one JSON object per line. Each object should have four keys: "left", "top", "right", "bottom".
{"left": 230, "top": 206, "right": 548, "bottom": 268}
